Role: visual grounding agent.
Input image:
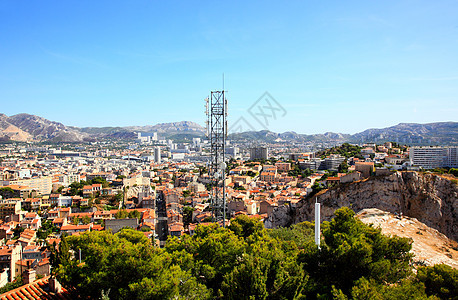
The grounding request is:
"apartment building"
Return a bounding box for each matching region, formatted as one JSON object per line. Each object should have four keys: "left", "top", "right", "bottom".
{"left": 299, "top": 159, "right": 325, "bottom": 170}
{"left": 250, "top": 147, "right": 269, "bottom": 160}
{"left": 0, "top": 199, "right": 21, "bottom": 221}
{"left": 275, "top": 162, "right": 291, "bottom": 172}
{"left": 409, "top": 147, "right": 458, "bottom": 169}
{"left": 324, "top": 155, "right": 345, "bottom": 170}
{"left": 9, "top": 176, "right": 52, "bottom": 195}
{"left": 0, "top": 244, "right": 22, "bottom": 281}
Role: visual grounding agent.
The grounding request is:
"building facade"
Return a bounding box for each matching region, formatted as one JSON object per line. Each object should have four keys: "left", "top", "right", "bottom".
{"left": 250, "top": 147, "right": 269, "bottom": 160}
{"left": 409, "top": 147, "right": 458, "bottom": 169}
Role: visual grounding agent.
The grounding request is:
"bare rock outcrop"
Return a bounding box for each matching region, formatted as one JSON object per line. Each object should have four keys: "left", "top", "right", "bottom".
{"left": 266, "top": 171, "right": 458, "bottom": 241}
{"left": 357, "top": 208, "right": 458, "bottom": 269}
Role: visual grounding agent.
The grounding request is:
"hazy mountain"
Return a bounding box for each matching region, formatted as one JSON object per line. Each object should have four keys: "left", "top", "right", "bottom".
{"left": 229, "top": 122, "right": 457, "bottom": 145}
{"left": 0, "top": 113, "right": 456, "bottom": 145}
{"left": 350, "top": 122, "right": 458, "bottom": 145}
{"left": 81, "top": 121, "right": 206, "bottom": 140}
{"left": 6, "top": 113, "right": 89, "bottom": 142}
{"left": 125, "top": 121, "right": 205, "bottom": 135}
{"left": 78, "top": 126, "right": 137, "bottom": 140}
{"left": 0, "top": 114, "right": 206, "bottom": 142}
{"left": 229, "top": 130, "right": 351, "bottom": 143}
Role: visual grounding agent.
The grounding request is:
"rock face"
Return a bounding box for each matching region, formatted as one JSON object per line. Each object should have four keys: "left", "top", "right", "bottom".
{"left": 7, "top": 113, "right": 88, "bottom": 142}
{"left": 265, "top": 171, "right": 458, "bottom": 241}
{"left": 0, "top": 113, "right": 33, "bottom": 142}
{"left": 357, "top": 208, "right": 458, "bottom": 268}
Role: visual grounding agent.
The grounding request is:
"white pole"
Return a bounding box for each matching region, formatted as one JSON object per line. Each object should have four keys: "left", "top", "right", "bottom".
{"left": 315, "top": 200, "right": 320, "bottom": 249}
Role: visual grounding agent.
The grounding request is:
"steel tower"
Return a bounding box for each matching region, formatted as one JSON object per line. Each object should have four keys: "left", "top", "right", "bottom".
{"left": 205, "top": 91, "right": 227, "bottom": 226}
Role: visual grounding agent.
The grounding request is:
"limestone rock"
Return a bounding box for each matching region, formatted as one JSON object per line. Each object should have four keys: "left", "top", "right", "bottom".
{"left": 266, "top": 171, "right": 458, "bottom": 241}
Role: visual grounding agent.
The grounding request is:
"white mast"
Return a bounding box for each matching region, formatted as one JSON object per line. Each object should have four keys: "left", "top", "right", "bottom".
{"left": 315, "top": 198, "right": 320, "bottom": 249}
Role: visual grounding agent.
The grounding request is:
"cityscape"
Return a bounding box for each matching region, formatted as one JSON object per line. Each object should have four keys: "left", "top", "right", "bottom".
{"left": 0, "top": 115, "right": 457, "bottom": 298}
{"left": 1, "top": 0, "right": 458, "bottom": 299}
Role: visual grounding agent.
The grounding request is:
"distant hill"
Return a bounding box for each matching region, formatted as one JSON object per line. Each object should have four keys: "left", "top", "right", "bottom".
{"left": 0, "top": 113, "right": 456, "bottom": 145}
{"left": 0, "top": 113, "right": 32, "bottom": 142}
{"left": 229, "top": 122, "right": 458, "bottom": 145}
{"left": 0, "top": 113, "right": 88, "bottom": 142}
{"left": 125, "top": 121, "right": 206, "bottom": 135}
{"left": 0, "top": 114, "right": 206, "bottom": 142}
{"left": 229, "top": 130, "right": 351, "bottom": 143}
{"left": 350, "top": 122, "right": 458, "bottom": 145}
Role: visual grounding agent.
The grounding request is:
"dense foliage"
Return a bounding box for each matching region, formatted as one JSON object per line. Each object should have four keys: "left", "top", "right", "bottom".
{"left": 53, "top": 207, "right": 457, "bottom": 299}
{"left": 37, "top": 219, "right": 60, "bottom": 240}
{"left": 0, "top": 276, "right": 23, "bottom": 294}
{"left": 317, "top": 143, "right": 363, "bottom": 159}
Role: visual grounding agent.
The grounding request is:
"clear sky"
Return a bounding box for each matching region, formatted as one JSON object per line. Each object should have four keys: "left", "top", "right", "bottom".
{"left": 1, "top": 0, "right": 457, "bottom": 134}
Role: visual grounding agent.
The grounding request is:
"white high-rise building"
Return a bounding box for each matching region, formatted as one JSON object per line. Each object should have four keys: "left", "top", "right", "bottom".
{"left": 445, "top": 147, "right": 458, "bottom": 168}
{"left": 154, "top": 147, "right": 161, "bottom": 164}
{"left": 409, "top": 147, "right": 458, "bottom": 169}
{"left": 192, "top": 138, "right": 201, "bottom": 147}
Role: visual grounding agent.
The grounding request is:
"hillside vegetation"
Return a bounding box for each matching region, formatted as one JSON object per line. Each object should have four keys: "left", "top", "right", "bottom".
{"left": 52, "top": 207, "right": 457, "bottom": 299}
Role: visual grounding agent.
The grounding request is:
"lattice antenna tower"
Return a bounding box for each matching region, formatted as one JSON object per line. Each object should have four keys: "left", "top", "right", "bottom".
{"left": 205, "top": 90, "right": 227, "bottom": 226}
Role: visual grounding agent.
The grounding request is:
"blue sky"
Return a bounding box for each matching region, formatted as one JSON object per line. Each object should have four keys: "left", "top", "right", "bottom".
{"left": 1, "top": 1, "right": 457, "bottom": 134}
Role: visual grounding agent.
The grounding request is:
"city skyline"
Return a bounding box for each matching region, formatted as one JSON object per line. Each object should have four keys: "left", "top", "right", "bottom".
{"left": 1, "top": 0, "right": 457, "bottom": 134}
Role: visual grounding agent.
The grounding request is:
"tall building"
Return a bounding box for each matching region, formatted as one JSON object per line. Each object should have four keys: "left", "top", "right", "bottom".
{"left": 9, "top": 176, "right": 52, "bottom": 195}
{"left": 192, "top": 138, "right": 201, "bottom": 147}
{"left": 250, "top": 147, "right": 269, "bottom": 160}
{"left": 445, "top": 147, "right": 458, "bottom": 168}
{"left": 225, "top": 147, "right": 239, "bottom": 157}
{"left": 409, "top": 147, "right": 453, "bottom": 169}
{"left": 299, "top": 159, "right": 324, "bottom": 170}
{"left": 324, "top": 155, "right": 345, "bottom": 170}
{"left": 154, "top": 147, "right": 161, "bottom": 164}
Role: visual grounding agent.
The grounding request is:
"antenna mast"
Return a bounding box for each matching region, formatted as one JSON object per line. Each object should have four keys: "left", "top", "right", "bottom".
{"left": 205, "top": 84, "right": 228, "bottom": 226}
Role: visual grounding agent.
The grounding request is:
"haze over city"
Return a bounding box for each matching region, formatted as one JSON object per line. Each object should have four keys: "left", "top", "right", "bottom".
{"left": 1, "top": 0, "right": 457, "bottom": 134}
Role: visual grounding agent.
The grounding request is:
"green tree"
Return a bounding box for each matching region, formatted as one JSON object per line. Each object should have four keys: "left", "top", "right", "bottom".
{"left": 351, "top": 277, "right": 429, "bottom": 300}
{"left": 228, "top": 215, "right": 264, "bottom": 239}
{"left": 54, "top": 229, "right": 209, "bottom": 299}
{"left": 0, "top": 276, "right": 23, "bottom": 294}
{"left": 91, "top": 176, "right": 109, "bottom": 188}
{"left": 128, "top": 210, "right": 141, "bottom": 220}
{"left": 416, "top": 264, "right": 458, "bottom": 300}
{"left": 182, "top": 206, "right": 194, "bottom": 226}
{"left": 299, "top": 207, "right": 413, "bottom": 298}
{"left": 115, "top": 209, "right": 129, "bottom": 219}
{"left": 12, "top": 225, "right": 25, "bottom": 239}
{"left": 0, "top": 187, "right": 16, "bottom": 198}
{"left": 166, "top": 223, "right": 246, "bottom": 294}
{"left": 338, "top": 160, "right": 349, "bottom": 173}
{"left": 449, "top": 168, "right": 458, "bottom": 177}
{"left": 58, "top": 236, "right": 71, "bottom": 266}
{"left": 82, "top": 215, "right": 91, "bottom": 225}
{"left": 37, "top": 220, "right": 59, "bottom": 240}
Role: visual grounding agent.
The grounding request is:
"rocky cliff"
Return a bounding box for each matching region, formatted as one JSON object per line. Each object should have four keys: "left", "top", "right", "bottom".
{"left": 7, "top": 113, "right": 89, "bottom": 142}
{"left": 265, "top": 171, "right": 458, "bottom": 241}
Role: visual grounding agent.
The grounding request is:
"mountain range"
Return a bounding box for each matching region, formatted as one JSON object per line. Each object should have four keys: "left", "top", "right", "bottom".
{"left": 0, "top": 113, "right": 457, "bottom": 145}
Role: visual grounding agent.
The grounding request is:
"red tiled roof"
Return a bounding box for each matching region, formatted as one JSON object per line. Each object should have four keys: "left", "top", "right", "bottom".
{"left": 0, "top": 276, "right": 72, "bottom": 300}
{"left": 61, "top": 224, "right": 91, "bottom": 231}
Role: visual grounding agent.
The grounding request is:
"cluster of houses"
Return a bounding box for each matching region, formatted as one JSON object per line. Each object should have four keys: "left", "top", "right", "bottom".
{"left": 0, "top": 141, "right": 413, "bottom": 291}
